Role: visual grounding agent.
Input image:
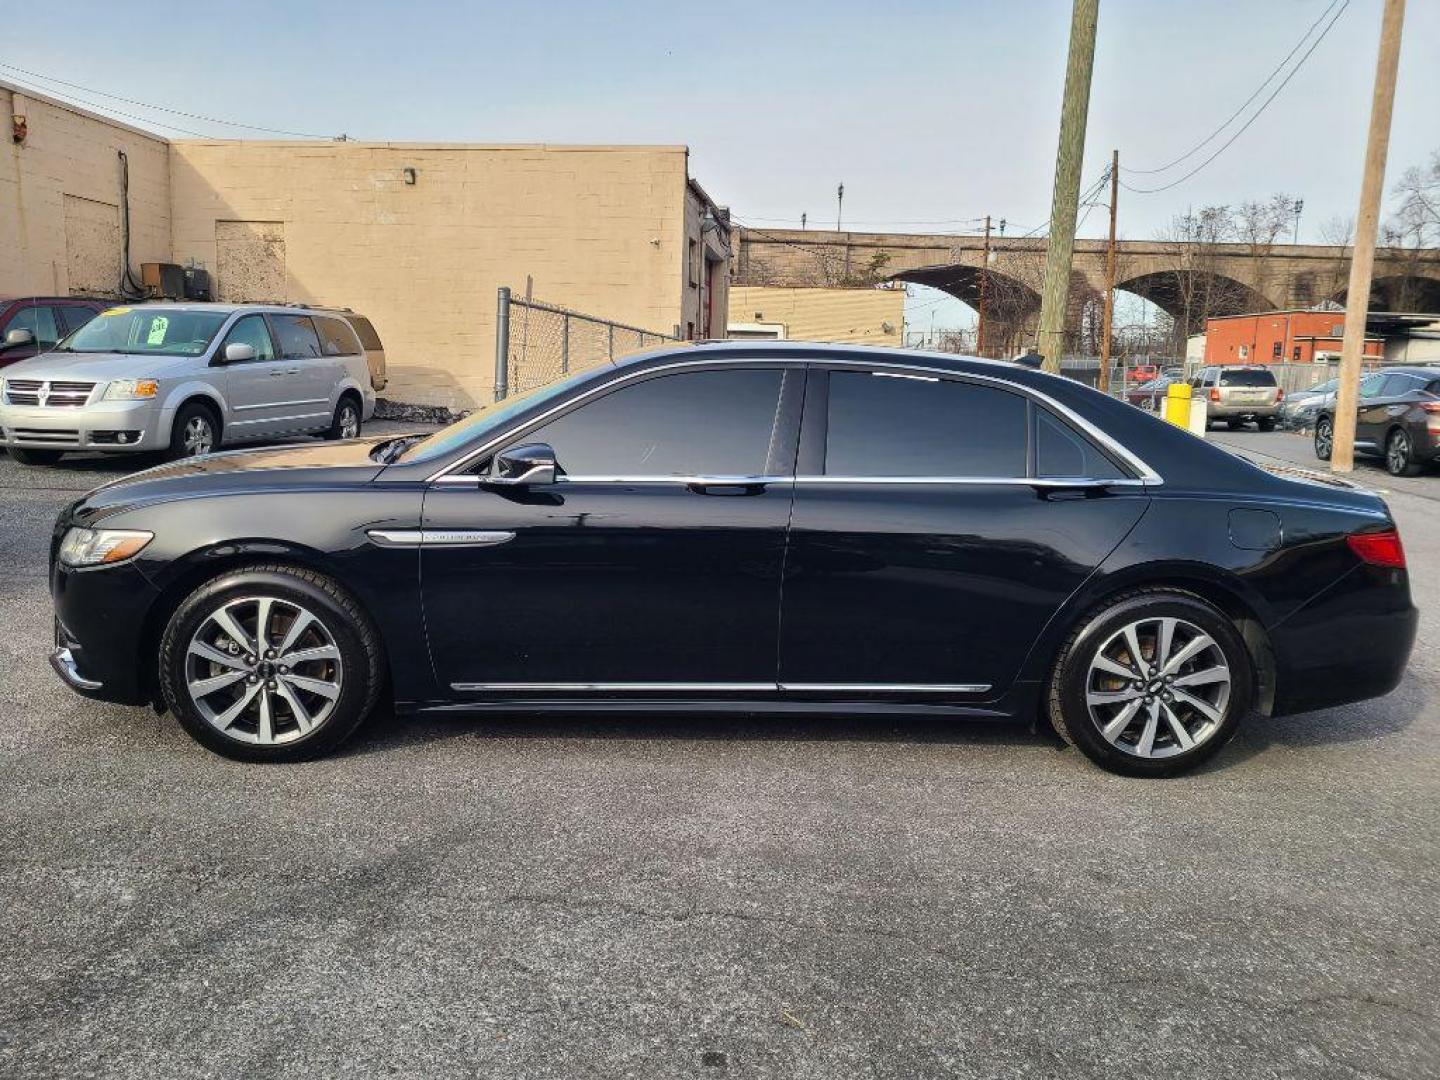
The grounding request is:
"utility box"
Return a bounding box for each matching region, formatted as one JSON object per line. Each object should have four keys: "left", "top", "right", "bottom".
{"left": 140, "top": 262, "right": 186, "bottom": 299}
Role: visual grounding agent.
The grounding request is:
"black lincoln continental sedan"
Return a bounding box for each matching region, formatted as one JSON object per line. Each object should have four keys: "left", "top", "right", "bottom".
{"left": 48, "top": 343, "right": 1416, "bottom": 775}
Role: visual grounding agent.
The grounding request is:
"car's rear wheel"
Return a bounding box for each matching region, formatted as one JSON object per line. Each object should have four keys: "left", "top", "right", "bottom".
{"left": 159, "top": 565, "right": 383, "bottom": 761}
{"left": 1047, "top": 591, "right": 1252, "bottom": 777}
{"left": 1226, "top": 418, "right": 1245, "bottom": 431}
{"left": 1258, "top": 417, "right": 1276, "bottom": 432}
{"left": 1314, "top": 416, "right": 1333, "bottom": 460}
{"left": 1386, "top": 428, "right": 1423, "bottom": 477}
{"left": 327, "top": 395, "right": 362, "bottom": 441}
{"left": 7, "top": 448, "right": 64, "bottom": 466}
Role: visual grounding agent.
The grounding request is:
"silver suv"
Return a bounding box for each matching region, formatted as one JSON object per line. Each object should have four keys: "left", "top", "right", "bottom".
{"left": 1191, "top": 365, "right": 1282, "bottom": 431}
{"left": 0, "top": 303, "right": 375, "bottom": 465}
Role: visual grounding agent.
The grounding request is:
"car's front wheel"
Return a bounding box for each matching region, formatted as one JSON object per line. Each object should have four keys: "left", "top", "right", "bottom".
{"left": 1047, "top": 591, "right": 1252, "bottom": 777}
{"left": 159, "top": 565, "right": 383, "bottom": 761}
{"left": 1314, "top": 416, "right": 1333, "bottom": 460}
{"left": 170, "top": 402, "right": 220, "bottom": 460}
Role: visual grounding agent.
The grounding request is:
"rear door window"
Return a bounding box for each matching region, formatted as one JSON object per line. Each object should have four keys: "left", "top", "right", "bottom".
{"left": 269, "top": 314, "right": 323, "bottom": 359}
{"left": 824, "top": 370, "right": 1027, "bottom": 478}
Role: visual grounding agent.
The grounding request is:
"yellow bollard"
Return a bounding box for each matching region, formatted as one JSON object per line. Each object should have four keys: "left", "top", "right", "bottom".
{"left": 1164, "top": 381, "right": 1192, "bottom": 428}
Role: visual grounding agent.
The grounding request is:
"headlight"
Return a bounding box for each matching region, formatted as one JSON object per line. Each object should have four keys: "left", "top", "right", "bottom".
{"left": 58, "top": 527, "right": 153, "bottom": 567}
{"left": 103, "top": 379, "right": 159, "bottom": 401}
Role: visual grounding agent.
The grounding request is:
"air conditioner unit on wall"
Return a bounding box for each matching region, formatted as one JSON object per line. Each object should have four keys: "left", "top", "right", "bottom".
{"left": 140, "top": 263, "right": 186, "bottom": 299}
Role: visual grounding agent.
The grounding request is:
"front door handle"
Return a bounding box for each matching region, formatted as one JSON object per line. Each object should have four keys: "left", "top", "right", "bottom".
{"left": 686, "top": 480, "right": 770, "bottom": 496}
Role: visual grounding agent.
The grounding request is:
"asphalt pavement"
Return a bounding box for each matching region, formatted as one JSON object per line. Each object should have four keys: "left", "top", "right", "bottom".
{"left": 0, "top": 426, "right": 1437, "bottom": 1079}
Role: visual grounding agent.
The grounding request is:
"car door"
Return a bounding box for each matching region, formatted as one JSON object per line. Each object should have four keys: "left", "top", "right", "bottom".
{"left": 1355, "top": 373, "right": 1408, "bottom": 449}
{"left": 777, "top": 364, "right": 1151, "bottom": 698}
{"left": 419, "top": 363, "right": 802, "bottom": 691}
{"left": 216, "top": 314, "right": 291, "bottom": 442}
{"left": 312, "top": 315, "right": 362, "bottom": 424}
{"left": 263, "top": 313, "right": 334, "bottom": 434}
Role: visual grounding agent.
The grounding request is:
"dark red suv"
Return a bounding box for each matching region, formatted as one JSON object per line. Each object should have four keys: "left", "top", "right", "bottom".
{"left": 0, "top": 297, "right": 112, "bottom": 367}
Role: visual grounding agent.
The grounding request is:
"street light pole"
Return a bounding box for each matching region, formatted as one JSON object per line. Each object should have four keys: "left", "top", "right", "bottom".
{"left": 1099, "top": 150, "right": 1119, "bottom": 395}
{"left": 1292, "top": 198, "right": 1304, "bottom": 244}
{"left": 1331, "top": 0, "right": 1405, "bottom": 474}
{"left": 977, "top": 215, "right": 992, "bottom": 358}
{"left": 836, "top": 184, "right": 844, "bottom": 232}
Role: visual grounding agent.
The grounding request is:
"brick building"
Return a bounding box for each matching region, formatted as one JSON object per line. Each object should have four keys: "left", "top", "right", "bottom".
{"left": 726, "top": 286, "right": 904, "bottom": 346}
{"left": 2, "top": 80, "right": 730, "bottom": 409}
{"left": 1203, "top": 310, "right": 1384, "bottom": 366}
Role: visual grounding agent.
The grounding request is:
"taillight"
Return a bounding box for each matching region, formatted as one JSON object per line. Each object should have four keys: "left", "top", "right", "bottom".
{"left": 1209, "top": 388, "right": 1220, "bottom": 402}
{"left": 1276, "top": 388, "right": 1284, "bottom": 401}
{"left": 1347, "top": 528, "right": 1406, "bottom": 569}
{"left": 1424, "top": 402, "right": 1440, "bottom": 430}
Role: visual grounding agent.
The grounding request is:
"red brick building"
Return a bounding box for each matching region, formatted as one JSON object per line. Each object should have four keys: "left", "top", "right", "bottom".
{"left": 1204, "top": 310, "right": 1385, "bottom": 366}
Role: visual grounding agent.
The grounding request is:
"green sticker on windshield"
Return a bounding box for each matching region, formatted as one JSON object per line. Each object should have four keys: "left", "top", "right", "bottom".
{"left": 146, "top": 316, "right": 169, "bottom": 345}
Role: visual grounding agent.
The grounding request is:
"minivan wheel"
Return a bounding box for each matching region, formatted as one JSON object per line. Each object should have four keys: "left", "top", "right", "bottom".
{"left": 7, "top": 448, "right": 64, "bottom": 466}
{"left": 327, "top": 396, "right": 362, "bottom": 441}
{"left": 1257, "top": 417, "right": 1276, "bottom": 432}
{"left": 159, "top": 565, "right": 383, "bottom": 762}
{"left": 1047, "top": 591, "right": 1252, "bottom": 777}
{"left": 170, "top": 402, "right": 219, "bottom": 460}
{"left": 1226, "top": 418, "right": 1245, "bottom": 431}
{"left": 1314, "top": 416, "right": 1333, "bottom": 460}
{"left": 1385, "top": 428, "right": 1422, "bottom": 477}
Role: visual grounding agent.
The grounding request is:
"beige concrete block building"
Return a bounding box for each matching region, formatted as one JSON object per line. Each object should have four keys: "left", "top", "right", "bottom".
{"left": 3, "top": 79, "right": 730, "bottom": 409}
{"left": 727, "top": 285, "right": 905, "bottom": 347}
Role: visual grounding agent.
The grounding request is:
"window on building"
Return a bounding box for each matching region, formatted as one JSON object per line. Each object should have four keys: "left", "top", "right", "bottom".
{"left": 1293, "top": 346, "right": 1302, "bottom": 362}
{"left": 519, "top": 368, "right": 783, "bottom": 477}
{"left": 688, "top": 238, "right": 699, "bottom": 287}
{"left": 1272, "top": 340, "right": 1283, "bottom": 359}
{"left": 269, "top": 314, "right": 322, "bottom": 359}
{"left": 825, "top": 371, "right": 1027, "bottom": 478}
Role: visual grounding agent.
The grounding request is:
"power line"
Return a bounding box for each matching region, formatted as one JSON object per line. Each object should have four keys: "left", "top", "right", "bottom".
{"left": 1120, "top": 0, "right": 1349, "bottom": 194}
{"left": 0, "top": 59, "right": 338, "bottom": 139}
{"left": 1122, "top": 0, "right": 1344, "bottom": 176}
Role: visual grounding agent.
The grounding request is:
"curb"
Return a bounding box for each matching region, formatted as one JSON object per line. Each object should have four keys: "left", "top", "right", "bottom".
{"left": 374, "top": 398, "right": 469, "bottom": 425}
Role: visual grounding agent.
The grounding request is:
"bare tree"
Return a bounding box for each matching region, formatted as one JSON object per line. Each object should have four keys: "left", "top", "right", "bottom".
{"left": 1379, "top": 151, "right": 1440, "bottom": 311}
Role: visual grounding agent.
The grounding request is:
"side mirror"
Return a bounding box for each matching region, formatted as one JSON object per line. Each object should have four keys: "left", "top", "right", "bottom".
{"left": 2, "top": 328, "right": 35, "bottom": 350}
{"left": 222, "top": 342, "right": 256, "bottom": 364}
{"left": 487, "top": 443, "right": 559, "bottom": 486}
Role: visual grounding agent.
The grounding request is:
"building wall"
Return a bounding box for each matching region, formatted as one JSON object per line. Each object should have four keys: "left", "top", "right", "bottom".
{"left": 1204, "top": 312, "right": 1382, "bottom": 366}
{"left": 727, "top": 286, "right": 904, "bottom": 347}
{"left": 169, "top": 141, "right": 703, "bottom": 408}
{"left": 0, "top": 83, "right": 170, "bottom": 299}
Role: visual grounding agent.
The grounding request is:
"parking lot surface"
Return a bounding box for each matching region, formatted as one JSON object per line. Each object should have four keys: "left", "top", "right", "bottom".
{"left": 1, "top": 427, "right": 1437, "bottom": 1079}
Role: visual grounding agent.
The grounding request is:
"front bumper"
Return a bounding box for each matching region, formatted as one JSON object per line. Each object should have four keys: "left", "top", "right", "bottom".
{"left": 50, "top": 558, "right": 162, "bottom": 705}
{"left": 0, "top": 400, "right": 166, "bottom": 452}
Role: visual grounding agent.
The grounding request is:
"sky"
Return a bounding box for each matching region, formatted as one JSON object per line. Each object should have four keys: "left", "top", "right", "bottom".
{"left": 7, "top": 0, "right": 1438, "bottom": 334}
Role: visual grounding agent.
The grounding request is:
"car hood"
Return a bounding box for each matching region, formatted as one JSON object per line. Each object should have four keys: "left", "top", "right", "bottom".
{"left": 1, "top": 351, "right": 200, "bottom": 382}
{"left": 74, "top": 435, "right": 400, "bottom": 520}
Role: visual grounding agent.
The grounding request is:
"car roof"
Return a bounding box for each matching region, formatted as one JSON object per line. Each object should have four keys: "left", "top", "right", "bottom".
{"left": 80, "top": 301, "right": 356, "bottom": 317}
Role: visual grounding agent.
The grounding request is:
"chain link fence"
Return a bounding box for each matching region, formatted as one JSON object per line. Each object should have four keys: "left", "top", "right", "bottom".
{"left": 494, "top": 288, "right": 681, "bottom": 400}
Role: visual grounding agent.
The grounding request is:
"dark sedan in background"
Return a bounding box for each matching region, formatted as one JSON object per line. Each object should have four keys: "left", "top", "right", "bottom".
{"left": 1314, "top": 366, "right": 1440, "bottom": 476}
{"left": 48, "top": 344, "right": 1416, "bottom": 776}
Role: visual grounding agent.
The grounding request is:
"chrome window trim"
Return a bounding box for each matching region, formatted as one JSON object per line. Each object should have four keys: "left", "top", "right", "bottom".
{"left": 423, "top": 356, "right": 1165, "bottom": 487}
{"left": 450, "top": 681, "right": 992, "bottom": 694}
{"left": 791, "top": 476, "right": 1146, "bottom": 488}
{"left": 368, "top": 529, "right": 516, "bottom": 548}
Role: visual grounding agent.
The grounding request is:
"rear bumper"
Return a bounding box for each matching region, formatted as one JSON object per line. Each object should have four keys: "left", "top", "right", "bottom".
{"left": 1269, "top": 566, "right": 1418, "bottom": 716}
{"left": 1209, "top": 402, "right": 1281, "bottom": 419}
{"left": 0, "top": 400, "right": 167, "bottom": 452}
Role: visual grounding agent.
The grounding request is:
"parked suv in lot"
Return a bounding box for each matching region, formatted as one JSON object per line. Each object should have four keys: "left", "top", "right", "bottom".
{"left": 0, "top": 303, "right": 376, "bottom": 465}
{"left": 1191, "top": 365, "right": 1282, "bottom": 430}
{"left": 1314, "top": 366, "right": 1440, "bottom": 477}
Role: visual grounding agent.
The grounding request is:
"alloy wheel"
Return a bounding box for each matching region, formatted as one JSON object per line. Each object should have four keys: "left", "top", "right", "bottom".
{"left": 1388, "top": 431, "right": 1410, "bottom": 475}
{"left": 183, "top": 416, "right": 215, "bottom": 456}
{"left": 1084, "top": 616, "right": 1231, "bottom": 759}
{"left": 184, "top": 596, "right": 343, "bottom": 745}
{"left": 1315, "top": 419, "right": 1333, "bottom": 459}
{"left": 340, "top": 404, "right": 360, "bottom": 439}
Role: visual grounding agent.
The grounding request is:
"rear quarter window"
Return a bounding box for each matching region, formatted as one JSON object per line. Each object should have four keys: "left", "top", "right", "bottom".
{"left": 316, "top": 316, "right": 362, "bottom": 356}
{"left": 347, "top": 315, "right": 383, "bottom": 351}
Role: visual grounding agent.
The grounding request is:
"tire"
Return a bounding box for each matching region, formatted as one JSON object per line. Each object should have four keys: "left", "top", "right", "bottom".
{"left": 169, "top": 401, "right": 220, "bottom": 460}
{"left": 1386, "top": 428, "right": 1423, "bottom": 477}
{"left": 7, "top": 448, "right": 64, "bottom": 466}
{"left": 1047, "top": 590, "right": 1252, "bottom": 777}
{"left": 326, "top": 395, "right": 362, "bottom": 441}
{"left": 1314, "top": 416, "right": 1333, "bottom": 461}
{"left": 1257, "top": 417, "right": 1276, "bottom": 432}
{"left": 159, "top": 565, "right": 383, "bottom": 762}
{"left": 1226, "top": 418, "right": 1245, "bottom": 431}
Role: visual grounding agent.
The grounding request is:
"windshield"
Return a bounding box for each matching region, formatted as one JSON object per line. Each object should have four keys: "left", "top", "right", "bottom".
{"left": 58, "top": 306, "right": 229, "bottom": 357}
{"left": 1218, "top": 369, "right": 1276, "bottom": 387}
{"left": 397, "top": 367, "right": 600, "bottom": 464}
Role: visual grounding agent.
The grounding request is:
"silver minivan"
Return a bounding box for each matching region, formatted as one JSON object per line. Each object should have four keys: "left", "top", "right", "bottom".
{"left": 0, "top": 303, "right": 376, "bottom": 465}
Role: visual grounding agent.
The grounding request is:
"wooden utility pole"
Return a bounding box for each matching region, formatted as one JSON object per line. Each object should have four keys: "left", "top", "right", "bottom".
{"left": 1099, "top": 150, "right": 1119, "bottom": 394}
{"left": 1332, "top": 0, "right": 1405, "bottom": 473}
{"left": 977, "top": 215, "right": 992, "bottom": 358}
{"left": 1036, "top": 0, "right": 1100, "bottom": 372}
